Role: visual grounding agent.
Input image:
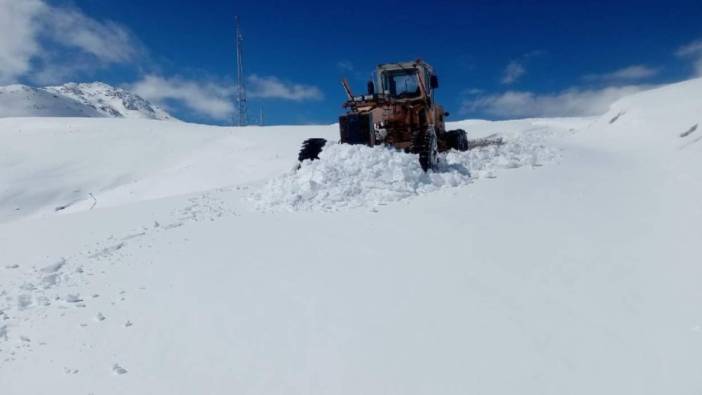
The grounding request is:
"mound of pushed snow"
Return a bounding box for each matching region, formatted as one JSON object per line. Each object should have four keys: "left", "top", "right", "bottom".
{"left": 0, "top": 83, "right": 175, "bottom": 120}
{"left": 253, "top": 136, "right": 557, "bottom": 211}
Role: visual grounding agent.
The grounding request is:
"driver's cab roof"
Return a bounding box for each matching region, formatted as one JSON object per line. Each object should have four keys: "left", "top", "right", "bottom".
{"left": 376, "top": 59, "right": 434, "bottom": 74}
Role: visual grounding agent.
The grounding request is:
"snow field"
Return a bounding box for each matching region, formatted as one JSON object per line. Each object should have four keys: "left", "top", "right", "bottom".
{"left": 0, "top": 192, "right": 229, "bottom": 369}
{"left": 0, "top": 78, "right": 701, "bottom": 394}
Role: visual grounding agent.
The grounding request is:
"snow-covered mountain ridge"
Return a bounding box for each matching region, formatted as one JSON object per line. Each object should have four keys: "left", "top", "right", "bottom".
{"left": 0, "top": 82, "right": 174, "bottom": 120}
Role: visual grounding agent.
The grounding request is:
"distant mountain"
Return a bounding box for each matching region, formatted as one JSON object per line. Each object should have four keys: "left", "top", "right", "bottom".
{"left": 0, "top": 82, "right": 175, "bottom": 120}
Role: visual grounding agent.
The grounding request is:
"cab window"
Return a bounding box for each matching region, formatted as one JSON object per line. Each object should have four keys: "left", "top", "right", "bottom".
{"left": 385, "top": 70, "right": 420, "bottom": 99}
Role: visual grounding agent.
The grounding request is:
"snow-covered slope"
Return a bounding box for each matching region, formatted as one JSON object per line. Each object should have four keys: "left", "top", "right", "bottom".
{"left": 0, "top": 78, "right": 701, "bottom": 394}
{"left": 45, "top": 82, "right": 173, "bottom": 120}
{"left": 0, "top": 84, "right": 103, "bottom": 118}
{"left": 0, "top": 119, "right": 340, "bottom": 223}
{"left": 0, "top": 82, "right": 174, "bottom": 120}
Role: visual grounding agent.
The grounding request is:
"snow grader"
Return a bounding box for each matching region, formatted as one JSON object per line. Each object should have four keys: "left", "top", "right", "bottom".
{"left": 298, "top": 59, "right": 500, "bottom": 171}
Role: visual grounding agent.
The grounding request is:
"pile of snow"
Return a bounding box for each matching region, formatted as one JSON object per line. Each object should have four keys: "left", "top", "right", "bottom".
{"left": 0, "top": 82, "right": 174, "bottom": 120}
{"left": 253, "top": 134, "right": 558, "bottom": 211}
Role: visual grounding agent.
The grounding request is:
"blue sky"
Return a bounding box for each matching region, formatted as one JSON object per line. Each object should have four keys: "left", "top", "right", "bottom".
{"left": 2, "top": 0, "right": 702, "bottom": 124}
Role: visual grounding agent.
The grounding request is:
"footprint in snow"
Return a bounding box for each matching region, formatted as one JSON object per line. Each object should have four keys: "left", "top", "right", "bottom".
{"left": 40, "top": 258, "right": 66, "bottom": 273}
{"left": 64, "top": 294, "right": 83, "bottom": 303}
{"left": 163, "top": 222, "right": 183, "bottom": 230}
{"left": 41, "top": 273, "right": 60, "bottom": 289}
{"left": 609, "top": 111, "right": 625, "bottom": 124}
{"left": 88, "top": 242, "right": 126, "bottom": 259}
{"left": 64, "top": 367, "right": 79, "bottom": 375}
{"left": 121, "top": 232, "right": 146, "bottom": 241}
{"left": 17, "top": 294, "right": 32, "bottom": 310}
{"left": 112, "top": 364, "right": 128, "bottom": 375}
{"left": 680, "top": 124, "right": 698, "bottom": 138}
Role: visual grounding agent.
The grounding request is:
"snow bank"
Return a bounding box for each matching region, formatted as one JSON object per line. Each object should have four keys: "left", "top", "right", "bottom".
{"left": 253, "top": 134, "right": 557, "bottom": 211}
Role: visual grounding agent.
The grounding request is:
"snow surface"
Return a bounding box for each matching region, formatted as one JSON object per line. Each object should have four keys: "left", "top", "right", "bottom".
{"left": 1, "top": 78, "right": 701, "bottom": 394}
{"left": 0, "top": 82, "right": 174, "bottom": 120}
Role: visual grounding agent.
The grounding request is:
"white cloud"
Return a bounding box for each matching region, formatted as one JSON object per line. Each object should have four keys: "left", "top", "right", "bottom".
{"left": 500, "top": 51, "right": 544, "bottom": 85}
{"left": 585, "top": 65, "right": 659, "bottom": 82}
{"left": 0, "top": 0, "right": 138, "bottom": 84}
{"left": 130, "top": 74, "right": 325, "bottom": 121}
{"left": 0, "top": 0, "right": 44, "bottom": 83}
{"left": 676, "top": 38, "right": 702, "bottom": 77}
{"left": 131, "top": 75, "right": 235, "bottom": 121}
{"left": 337, "top": 60, "right": 354, "bottom": 73}
{"left": 44, "top": 7, "right": 138, "bottom": 64}
{"left": 336, "top": 60, "right": 370, "bottom": 81}
{"left": 694, "top": 60, "right": 702, "bottom": 77}
{"left": 462, "top": 85, "right": 649, "bottom": 118}
{"left": 461, "top": 88, "right": 485, "bottom": 95}
{"left": 677, "top": 39, "right": 702, "bottom": 57}
{"left": 248, "top": 75, "right": 323, "bottom": 101}
{"left": 29, "top": 57, "right": 97, "bottom": 86}
{"left": 501, "top": 61, "right": 526, "bottom": 84}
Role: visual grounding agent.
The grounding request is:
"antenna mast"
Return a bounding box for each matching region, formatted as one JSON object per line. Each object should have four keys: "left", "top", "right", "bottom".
{"left": 235, "top": 16, "right": 247, "bottom": 126}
